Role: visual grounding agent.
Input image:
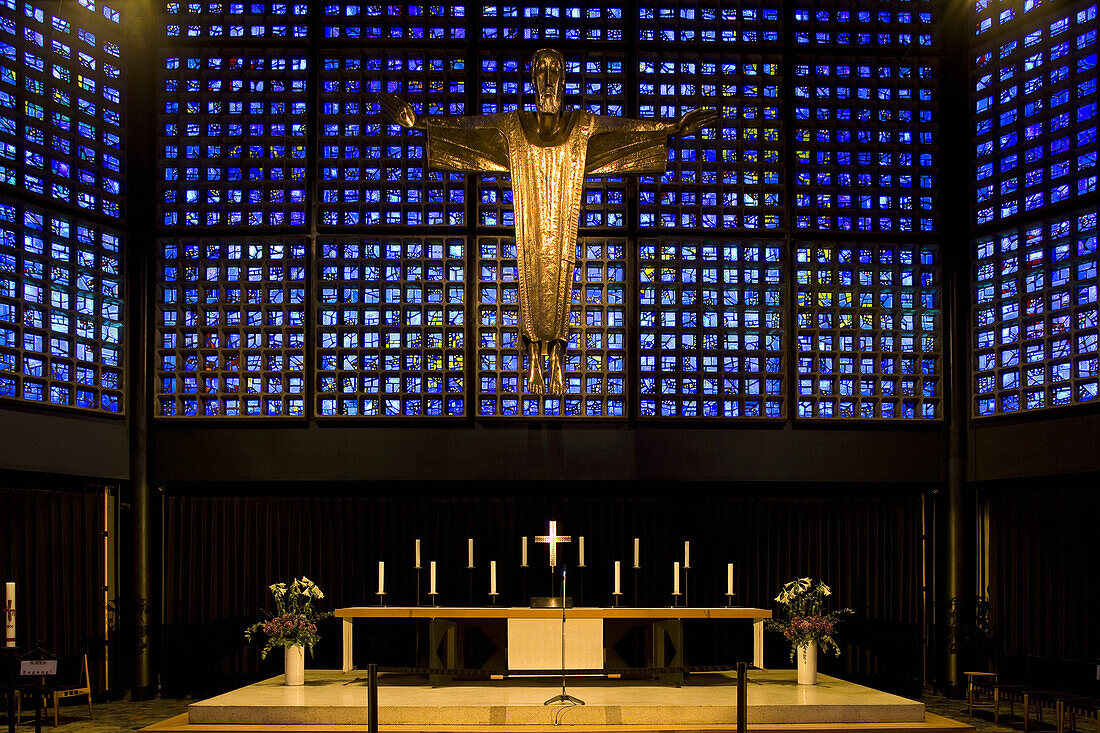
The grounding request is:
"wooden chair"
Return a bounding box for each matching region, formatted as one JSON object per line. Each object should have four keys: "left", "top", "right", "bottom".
{"left": 17, "top": 654, "right": 93, "bottom": 727}
{"left": 1059, "top": 696, "right": 1100, "bottom": 733}
{"left": 965, "top": 671, "right": 996, "bottom": 718}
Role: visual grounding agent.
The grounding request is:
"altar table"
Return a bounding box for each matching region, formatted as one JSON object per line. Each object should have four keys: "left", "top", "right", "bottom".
{"left": 335, "top": 606, "right": 771, "bottom": 686}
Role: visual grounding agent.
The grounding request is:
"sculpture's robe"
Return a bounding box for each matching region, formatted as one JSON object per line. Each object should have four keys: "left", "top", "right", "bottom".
{"left": 426, "top": 110, "right": 669, "bottom": 345}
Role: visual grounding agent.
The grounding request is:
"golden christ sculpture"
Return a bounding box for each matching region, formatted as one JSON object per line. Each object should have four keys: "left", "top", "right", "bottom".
{"left": 381, "top": 49, "right": 716, "bottom": 395}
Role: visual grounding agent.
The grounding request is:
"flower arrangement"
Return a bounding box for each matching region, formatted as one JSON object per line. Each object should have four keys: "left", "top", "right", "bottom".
{"left": 766, "top": 577, "right": 852, "bottom": 661}
{"left": 245, "top": 577, "right": 333, "bottom": 660}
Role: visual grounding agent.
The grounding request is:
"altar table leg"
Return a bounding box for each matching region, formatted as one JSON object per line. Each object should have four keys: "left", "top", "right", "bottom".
{"left": 652, "top": 619, "right": 684, "bottom": 687}
{"left": 429, "top": 619, "right": 458, "bottom": 688}
{"left": 753, "top": 619, "right": 764, "bottom": 670}
{"left": 342, "top": 618, "right": 354, "bottom": 673}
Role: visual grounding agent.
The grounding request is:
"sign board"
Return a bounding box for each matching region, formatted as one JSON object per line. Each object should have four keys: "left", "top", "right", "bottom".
{"left": 20, "top": 659, "right": 58, "bottom": 676}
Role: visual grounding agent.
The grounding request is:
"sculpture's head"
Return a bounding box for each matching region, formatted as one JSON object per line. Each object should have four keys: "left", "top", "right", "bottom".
{"left": 532, "top": 48, "right": 565, "bottom": 115}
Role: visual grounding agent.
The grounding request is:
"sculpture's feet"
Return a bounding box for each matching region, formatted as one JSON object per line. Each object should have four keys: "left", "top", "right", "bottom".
{"left": 548, "top": 358, "right": 565, "bottom": 396}
{"left": 526, "top": 358, "right": 545, "bottom": 395}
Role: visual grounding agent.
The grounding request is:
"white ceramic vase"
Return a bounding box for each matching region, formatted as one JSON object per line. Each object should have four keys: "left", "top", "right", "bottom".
{"left": 797, "top": 641, "right": 818, "bottom": 685}
{"left": 284, "top": 644, "right": 305, "bottom": 686}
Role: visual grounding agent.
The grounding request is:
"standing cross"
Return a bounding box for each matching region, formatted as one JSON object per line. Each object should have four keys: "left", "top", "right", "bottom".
{"left": 535, "top": 521, "right": 571, "bottom": 568}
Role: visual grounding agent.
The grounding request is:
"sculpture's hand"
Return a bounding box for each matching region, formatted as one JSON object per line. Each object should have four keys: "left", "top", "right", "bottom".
{"left": 378, "top": 92, "right": 424, "bottom": 129}
{"left": 676, "top": 107, "right": 720, "bottom": 138}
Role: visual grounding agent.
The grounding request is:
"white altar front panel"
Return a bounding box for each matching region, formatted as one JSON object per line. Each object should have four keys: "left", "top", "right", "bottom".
{"left": 506, "top": 618, "right": 603, "bottom": 671}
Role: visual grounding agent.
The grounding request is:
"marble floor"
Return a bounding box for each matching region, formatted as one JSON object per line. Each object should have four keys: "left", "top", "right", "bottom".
{"left": 186, "top": 670, "right": 926, "bottom": 726}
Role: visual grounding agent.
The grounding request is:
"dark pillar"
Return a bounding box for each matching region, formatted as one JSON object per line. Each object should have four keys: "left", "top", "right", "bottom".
{"left": 939, "top": 0, "right": 972, "bottom": 696}
{"left": 126, "top": 0, "right": 159, "bottom": 701}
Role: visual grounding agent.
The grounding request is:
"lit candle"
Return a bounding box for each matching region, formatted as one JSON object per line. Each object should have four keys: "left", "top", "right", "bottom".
{"left": 578, "top": 536, "right": 585, "bottom": 567}
{"left": 378, "top": 561, "right": 385, "bottom": 595}
{"left": 468, "top": 538, "right": 474, "bottom": 569}
{"left": 633, "top": 538, "right": 640, "bottom": 568}
{"left": 4, "top": 582, "right": 14, "bottom": 647}
{"left": 490, "top": 561, "right": 497, "bottom": 595}
{"left": 727, "top": 563, "right": 734, "bottom": 597}
{"left": 613, "top": 561, "right": 621, "bottom": 595}
{"left": 414, "top": 539, "right": 421, "bottom": 569}
{"left": 521, "top": 536, "right": 528, "bottom": 567}
{"left": 673, "top": 562, "right": 680, "bottom": 595}
{"left": 429, "top": 561, "right": 437, "bottom": 595}
{"left": 684, "top": 540, "right": 690, "bottom": 569}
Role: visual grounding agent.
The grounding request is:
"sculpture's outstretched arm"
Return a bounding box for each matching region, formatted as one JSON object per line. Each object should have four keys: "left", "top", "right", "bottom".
{"left": 591, "top": 107, "right": 719, "bottom": 138}
{"left": 377, "top": 92, "right": 504, "bottom": 132}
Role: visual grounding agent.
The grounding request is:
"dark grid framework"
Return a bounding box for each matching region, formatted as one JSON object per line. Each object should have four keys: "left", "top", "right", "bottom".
{"left": 476, "top": 236, "right": 626, "bottom": 417}
{"left": 148, "top": 1, "right": 955, "bottom": 422}
{"left": 639, "top": 238, "right": 784, "bottom": 418}
{"left": 476, "top": 51, "right": 628, "bottom": 229}
{"left": 637, "top": 53, "right": 783, "bottom": 231}
{"left": 973, "top": 209, "right": 1098, "bottom": 416}
{"left": 318, "top": 51, "right": 466, "bottom": 228}
{"left": 795, "top": 242, "right": 941, "bottom": 419}
{"left": 157, "top": 49, "right": 308, "bottom": 227}
{"left": 156, "top": 237, "right": 307, "bottom": 417}
{"left": 969, "top": 0, "right": 1099, "bottom": 419}
{"left": 316, "top": 236, "right": 466, "bottom": 417}
{"left": 0, "top": 195, "right": 123, "bottom": 412}
{"left": 0, "top": 0, "right": 125, "bottom": 220}
{"left": 971, "top": 0, "right": 1097, "bottom": 226}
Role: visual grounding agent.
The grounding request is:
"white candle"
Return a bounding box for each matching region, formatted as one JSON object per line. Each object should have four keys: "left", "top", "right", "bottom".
{"left": 4, "top": 582, "right": 14, "bottom": 647}
{"left": 378, "top": 561, "right": 385, "bottom": 595}
{"left": 415, "top": 539, "right": 421, "bottom": 569}
{"left": 684, "top": 540, "right": 690, "bottom": 569}
{"left": 468, "top": 538, "right": 474, "bottom": 569}
{"left": 633, "top": 538, "right": 640, "bottom": 568}
{"left": 727, "top": 563, "right": 734, "bottom": 596}
{"left": 490, "top": 560, "right": 497, "bottom": 595}
{"left": 579, "top": 536, "right": 585, "bottom": 566}
{"left": 673, "top": 562, "right": 680, "bottom": 595}
{"left": 521, "top": 536, "right": 528, "bottom": 567}
{"left": 613, "top": 561, "right": 621, "bottom": 595}
{"left": 429, "top": 561, "right": 437, "bottom": 595}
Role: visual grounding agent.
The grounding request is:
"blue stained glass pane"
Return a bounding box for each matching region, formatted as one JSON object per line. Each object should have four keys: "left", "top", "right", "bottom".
{"left": 795, "top": 242, "right": 941, "bottom": 419}
{"left": 0, "top": 195, "right": 124, "bottom": 413}
{"left": 638, "top": 1, "right": 781, "bottom": 44}
{"left": 316, "top": 237, "right": 466, "bottom": 417}
{"left": 321, "top": 2, "right": 466, "bottom": 41}
{"left": 972, "top": 209, "right": 1099, "bottom": 417}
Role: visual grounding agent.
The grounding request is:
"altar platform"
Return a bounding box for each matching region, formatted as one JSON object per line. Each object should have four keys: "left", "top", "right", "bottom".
{"left": 142, "top": 670, "right": 973, "bottom": 733}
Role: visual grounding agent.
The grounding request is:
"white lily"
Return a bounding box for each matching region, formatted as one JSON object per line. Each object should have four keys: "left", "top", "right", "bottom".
{"left": 821, "top": 584, "right": 832, "bottom": 596}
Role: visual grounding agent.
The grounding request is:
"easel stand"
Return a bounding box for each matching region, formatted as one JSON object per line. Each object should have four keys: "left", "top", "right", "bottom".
{"left": 543, "top": 566, "right": 584, "bottom": 707}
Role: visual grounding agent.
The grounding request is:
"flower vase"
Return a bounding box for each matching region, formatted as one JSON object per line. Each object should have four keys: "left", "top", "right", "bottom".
{"left": 797, "top": 641, "right": 818, "bottom": 685}
{"left": 284, "top": 644, "right": 305, "bottom": 686}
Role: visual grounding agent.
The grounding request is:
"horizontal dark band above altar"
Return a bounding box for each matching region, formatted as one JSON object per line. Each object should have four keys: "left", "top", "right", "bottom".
{"left": 335, "top": 606, "right": 771, "bottom": 619}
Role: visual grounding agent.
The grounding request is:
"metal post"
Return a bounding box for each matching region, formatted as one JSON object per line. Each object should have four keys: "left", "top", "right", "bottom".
{"left": 368, "top": 663, "right": 378, "bottom": 733}
{"left": 736, "top": 662, "right": 747, "bottom": 733}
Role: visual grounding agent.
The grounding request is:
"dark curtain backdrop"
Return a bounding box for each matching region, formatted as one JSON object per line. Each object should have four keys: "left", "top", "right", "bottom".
{"left": 0, "top": 484, "right": 108, "bottom": 693}
{"left": 163, "top": 489, "right": 924, "bottom": 697}
{"left": 989, "top": 486, "right": 1098, "bottom": 667}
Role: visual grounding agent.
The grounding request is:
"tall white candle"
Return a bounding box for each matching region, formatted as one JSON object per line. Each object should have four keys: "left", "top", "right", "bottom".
{"left": 727, "top": 563, "right": 734, "bottom": 596}
{"left": 613, "top": 561, "right": 621, "bottom": 595}
{"left": 673, "top": 562, "right": 680, "bottom": 594}
{"left": 521, "top": 536, "right": 528, "bottom": 567}
{"left": 415, "top": 539, "right": 421, "bottom": 569}
{"left": 429, "top": 561, "right": 437, "bottom": 595}
{"left": 490, "top": 560, "right": 497, "bottom": 595}
{"left": 4, "top": 582, "right": 14, "bottom": 647}
{"left": 684, "top": 540, "right": 690, "bottom": 569}
{"left": 467, "top": 538, "right": 474, "bottom": 569}
{"left": 633, "top": 538, "right": 640, "bottom": 568}
{"left": 378, "top": 561, "right": 385, "bottom": 595}
{"left": 578, "top": 536, "right": 585, "bottom": 566}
